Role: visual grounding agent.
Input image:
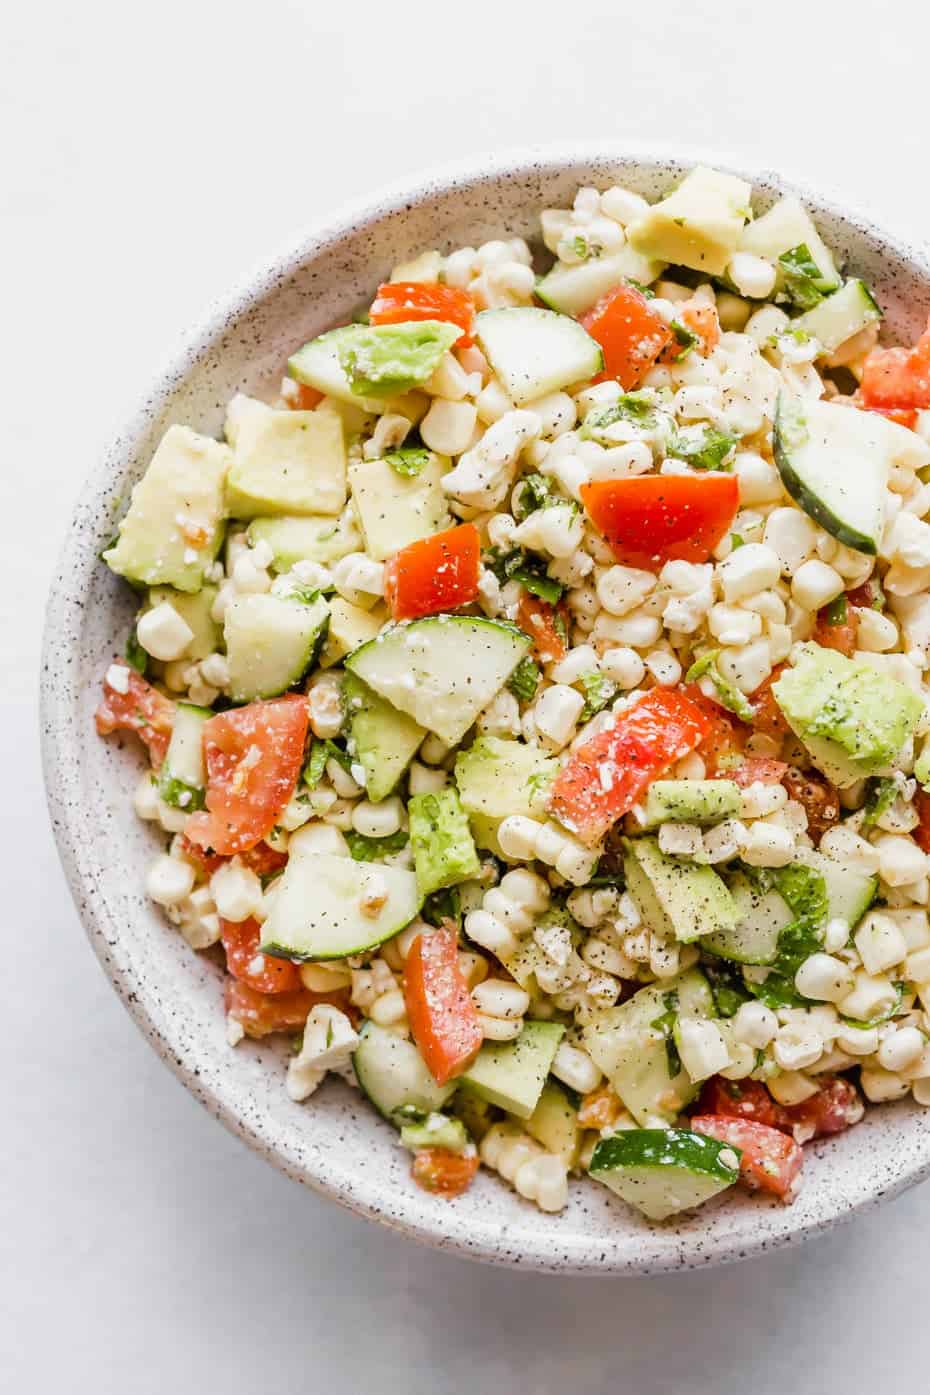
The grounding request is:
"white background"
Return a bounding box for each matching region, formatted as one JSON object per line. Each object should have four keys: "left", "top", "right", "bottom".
{"left": 6, "top": 2, "right": 930, "bottom": 1389}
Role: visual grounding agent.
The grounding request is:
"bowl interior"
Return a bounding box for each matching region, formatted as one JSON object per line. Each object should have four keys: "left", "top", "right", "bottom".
{"left": 42, "top": 150, "right": 930, "bottom": 1273}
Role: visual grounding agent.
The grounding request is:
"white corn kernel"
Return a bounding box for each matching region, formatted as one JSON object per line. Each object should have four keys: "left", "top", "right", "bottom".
{"left": 727, "top": 252, "right": 777, "bottom": 299}
{"left": 136, "top": 603, "right": 195, "bottom": 662}
{"left": 838, "top": 970, "right": 899, "bottom": 1024}
{"left": 408, "top": 762, "right": 447, "bottom": 795}
{"left": 793, "top": 953, "right": 855, "bottom": 1004}
{"left": 860, "top": 1067, "right": 911, "bottom": 1102}
{"left": 532, "top": 684, "right": 585, "bottom": 750}
{"left": 472, "top": 979, "right": 530, "bottom": 1019}
{"left": 873, "top": 834, "right": 928, "bottom": 887}
{"left": 740, "top": 821, "right": 796, "bottom": 867}
{"left": 676, "top": 1017, "right": 730, "bottom": 1082}
{"left": 551, "top": 1042, "right": 602, "bottom": 1094}
{"left": 854, "top": 911, "right": 908, "bottom": 975}
{"left": 877, "top": 1025, "right": 925, "bottom": 1073}
{"left": 145, "top": 853, "right": 196, "bottom": 907}
{"left": 791, "top": 560, "right": 844, "bottom": 612}
{"left": 763, "top": 508, "right": 817, "bottom": 576}
{"left": 351, "top": 798, "right": 403, "bottom": 840}
{"left": 733, "top": 1000, "right": 778, "bottom": 1048}
{"left": 718, "top": 543, "right": 782, "bottom": 603}
{"left": 599, "top": 647, "right": 646, "bottom": 688}
{"left": 420, "top": 398, "right": 478, "bottom": 456}
{"left": 773, "top": 1021, "right": 824, "bottom": 1072}
{"left": 210, "top": 859, "right": 264, "bottom": 922}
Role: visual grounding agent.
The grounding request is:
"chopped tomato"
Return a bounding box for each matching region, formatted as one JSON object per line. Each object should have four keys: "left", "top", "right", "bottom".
{"left": 698, "top": 1077, "right": 791, "bottom": 1131}
{"left": 865, "top": 403, "right": 918, "bottom": 429}
{"left": 221, "top": 917, "right": 303, "bottom": 995}
{"left": 288, "top": 383, "right": 325, "bottom": 409}
{"left": 781, "top": 766, "right": 840, "bottom": 842}
{"left": 548, "top": 687, "right": 710, "bottom": 846}
{"left": 784, "top": 1076, "right": 864, "bottom": 1144}
{"left": 812, "top": 601, "right": 858, "bottom": 657}
{"left": 411, "top": 1147, "right": 479, "bottom": 1197}
{"left": 516, "top": 591, "right": 570, "bottom": 664}
{"left": 403, "top": 925, "right": 482, "bottom": 1086}
{"left": 690, "top": 1115, "right": 803, "bottom": 1200}
{"left": 383, "top": 523, "right": 480, "bottom": 621}
{"left": 225, "top": 980, "right": 317, "bottom": 1039}
{"left": 860, "top": 316, "right": 930, "bottom": 411}
{"left": 847, "top": 578, "right": 883, "bottom": 610}
{"left": 185, "top": 695, "right": 309, "bottom": 856}
{"left": 685, "top": 689, "right": 745, "bottom": 774}
{"left": 582, "top": 283, "right": 674, "bottom": 388}
{"left": 914, "top": 788, "right": 930, "bottom": 853}
{"left": 730, "top": 756, "right": 788, "bottom": 788}
{"left": 660, "top": 301, "right": 721, "bottom": 363}
{"left": 95, "top": 662, "right": 176, "bottom": 768}
{"left": 369, "top": 281, "right": 475, "bottom": 348}
{"left": 582, "top": 475, "right": 740, "bottom": 571}
{"left": 176, "top": 837, "right": 287, "bottom": 880}
{"left": 749, "top": 665, "right": 790, "bottom": 741}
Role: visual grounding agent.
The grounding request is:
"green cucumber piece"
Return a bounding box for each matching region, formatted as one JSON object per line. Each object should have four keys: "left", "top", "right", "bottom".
{"left": 224, "top": 591, "right": 329, "bottom": 702}
{"left": 702, "top": 871, "right": 793, "bottom": 965}
{"left": 260, "top": 852, "right": 421, "bottom": 960}
{"left": 475, "top": 307, "right": 603, "bottom": 406}
{"left": 589, "top": 1128, "right": 740, "bottom": 1221}
{"left": 535, "top": 247, "right": 665, "bottom": 315}
{"left": 623, "top": 837, "right": 739, "bottom": 944}
{"left": 343, "top": 670, "right": 425, "bottom": 802}
{"left": 793, "top": 279, "right": 881, "bottom": 353}
{"left": 157, "top": 702, "right": 211, "bottom": 810}
{"left": 353, "top": 1022, "right": 455, "bottom": 1120}
{"left": 636, "top": 779, "right": 741, "bottom": 830}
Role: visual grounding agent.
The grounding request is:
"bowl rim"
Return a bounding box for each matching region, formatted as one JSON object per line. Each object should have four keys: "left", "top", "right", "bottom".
{"left": 41, "top": 142, "right": 930, "bottom": 1275}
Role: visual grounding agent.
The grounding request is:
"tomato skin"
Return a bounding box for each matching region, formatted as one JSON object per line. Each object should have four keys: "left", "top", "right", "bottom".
{"left": 411, "top": 1147, "right": 479, "bottom": 1197}
{"left": 730, "top": 757, "right": 788, "bottom": 788}
{"left": 383, "top": 523, "right": 480, "bottom": 621}
{"left": 684, "top": 689, "right": 745, "bottom": 775}
{"left": 185, "top": 695, "right": 309, "bottom": 856}
{"left": 698, "top": 1078, "right": 791, "bottom": 1131}
{"left": 846, "top": 579, "right": 883, "bottom": 610}
{"left": 690, "top": 1115, "right": 803, "bottom": 1200}
{"left": 582, "top": 283, "right": 674, "bottom": 388}
{"left": 749, "top": 665, "right": 790, "bottom": 741}
{"left": 288, "top": 383, "right": 325, "bottom": 409}
{"left": 860, "top": 317, "right": 930, "bottom": 411}
{"left": 784, "top": 1076, "right": 864, "bottom": 1143}
{"left": 403, "top": 925, "right": 482, "bottom": 1086}
{"left": 369, "top": 281, "right": 475, "bottom": 348}
{"left": 659, "top": 301, "right": 721, "bottom": 363}
{"left": 812, "top": 603, "right": 858, "bottom": 657}
{"left": 548, "top": 688, "right": 710, "bottom": 846}
{"left": 95, "top": 662, "right": 176, "bottom": 768}
{"left": 176, "top": 837, "right": 287, "bottom": 880}
{"left": 516, "top": 592, "right": 569, "bottom": 664}
{"left": 221, "top": 917, "right": 303, "bottom": 995}
{"left": 582, "top": 475, "right": 739, "bottom": 571}
{"left": 224, "top": 979, "right": 350, "bottom": 1039}
{"left": 913, "top": 788, "right": 930, "bottom": 853}
{"left": 781, "top": 766, "right": 840, "bottom": 843}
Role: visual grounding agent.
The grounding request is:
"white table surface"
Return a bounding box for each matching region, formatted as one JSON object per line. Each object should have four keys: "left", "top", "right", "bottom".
{"left": 6, "top": 1, "right": 930, "bottom": 1388}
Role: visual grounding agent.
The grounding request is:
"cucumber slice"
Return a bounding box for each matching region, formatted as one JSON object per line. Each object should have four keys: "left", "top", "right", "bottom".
{"left": 348, "top": 453, "right": 451, "bottom": 562}
{"left": 158, "top": 703, "right": 211, "bottom": 810}
{"left": 792, "top": 278, "right": 881, "bottom": 354}
{"left": 794, "top": 847, "right": 877, "bottom": 928}
{"left": 345, "top": 616, "right": 530, "bottom": 747}
{"left": 581, "top": 970, "right": 715, "bottom": 1125}
{"left": 260, "top": 852, "right": 421, "bottom": 960}
{"left": 353, "top": 1022, "right": 455, "bottom": 1120}
{"left": 705, "top": 872, "right": 792, "bottom": 964}
{"left": 702, "top": 871, "right": 793, "bottom": 965}
{"left": 773, "top": 393, "right": 890, "bottom": 554}
{"left": 288, "top": 327, "right": 384, "bottom": 412}
{"left": 224, "top": 591, "right": 330, "bottom": 702}
{"left": 535, "top": 247, "right": 665, "bottom": 316}
{"left": 343, "top": 670, "right": 425, "bottom": 801}
{"left": 525, "top": 1080, "right": 582, "bottom": 1168}
{"left": 588, "top": 1128, "right": 740, "bottom": 1221}
{"left": 475, "top": 307, "right": 603, "bottom": 406}
{"left": 461, "top": 1020, "right": 565, "bottom": 1120}
{"left": 247, "top": 512, "right": 362, "bottom": 570}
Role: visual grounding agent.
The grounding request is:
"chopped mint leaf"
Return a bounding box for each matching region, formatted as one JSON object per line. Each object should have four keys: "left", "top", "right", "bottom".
{"left": 669, "top": 319, "right": 699, "bottom": 361}
{"left": 730, "top": 532, "right": 745, "bottom": 549}
{"left": 580, "top": 391, "right": 660, "bottom": 441}
{"left": 572, "top": 234, "right": 592, "bottom": 261}
{"left": 685, "top": 650, "right": 720, "bottom": 682}
{"left": 650, "top": 991, "right": 681, "bottom": 1078}
{"left": 421, "top": 885, "right": 462, "bottom": 929}
{"left": 743, "top": 864, "right": 829, "bottom": 1009}
{"left": 626, "top": 278, "right": 656, "bottom": 299}
{"left": 384, "top": 447, "right": 431, "bottom": 478}
{"left": 841, "top": 981, "right": 905, "bottom": 1029}
{"left": 686, "top": 650, "right": 753, "bottom": 721}
{"left": 507, "top": 655, "right": 541, "bottom": 702}
{"left": 526, "top": 766, "right": 556, "bottom": 801}
{"left": 513, "top": 473, "right": 553, "bottom": 520}
{"left": 345, "top": 829, "right": 410, "bottom": 862}
{"left": 301, "top": 740, "right": 329, "bottom": 790}
{"left": 703, "top": 962, "right": 751, "bottom": 1018}
{"left": 823, "top": 594, "right": 848, "bottom": 626}
{"left": 285, "top": 582, "right": 323, "bottom": 605}
{"left": 578, "top": 671, "right": 617, "bottom": 721}
{"left": 779, "top": 244, "right": 833, "bottom": 311}
{"left": 485, "top": 546, "right": 565, "bottom": 604}
{"left": 668, "top": 423, "right": 738, "bottom": 471}
{"left": 125, "top": 627, "right": 148, "bottom": 676}
{"left": 323, "top": 739, "right": 354, "bottom": 773}
{"left": 511, "top": 564, "right": 564, "bottom": 605}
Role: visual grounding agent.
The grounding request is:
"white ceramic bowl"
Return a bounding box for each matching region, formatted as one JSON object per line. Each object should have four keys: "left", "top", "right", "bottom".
{"left": 42, "top": 146, "right": 930, "bottom": 1274}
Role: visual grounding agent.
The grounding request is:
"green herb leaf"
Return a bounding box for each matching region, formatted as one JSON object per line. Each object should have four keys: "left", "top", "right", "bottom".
{"left": 578, "top": 671, "right": 617, "bottom": 721}
{"left": 650, "top": 991, "right": 681, "bottom": 1078}
{"left": 511, "top": 565, "right": 564, "bottom": 605}
{"left": 345, "top": 829, "right": 410, "bottom": 862}
{"left": 669, "top": 319, "right": 699, "bottom": 361}
{"left": 626, "top": 279, "right": 656, "bottom": 300}
{"left": 703, "top": 961, "right": 751, "bottom": 1018}
{"left": 322, "top": 739, "right": 354, "bottom": 773}
{"left": 513, "top": 473, "right": 553, "bottom": 521}
{"left": 668, "top": 423, "right": 738, "bottom": 471}
{"left": 730, "top": 532, "right": 745, "bottom": 550}
{"left": 823, "top": 594, "right": 848, "bottom": 626}
{"left": 580, "top": 391, "right": 660, "bottom": 441}
{"left": 779, "top": 243, "right": 833, "bottom": 311}
{"left": 685, "top": 649, "right": 721, "bottom": 682}
{"left": 861, "top": 776, "right": 899, "bottom": 831}
{"left": 507, "top": 655, "right": 541, "bottom": 702}
{"left": 384, "top": 447, "right": 431, "bottom": 478}
{"left": 301, "top": 740, "right": 329, "bottom": 790}
{"left": 421, "top": 885, "right": 462, "bottom": 929}
{"left": 125, "top": 627, "right": 148, "bottom": 676}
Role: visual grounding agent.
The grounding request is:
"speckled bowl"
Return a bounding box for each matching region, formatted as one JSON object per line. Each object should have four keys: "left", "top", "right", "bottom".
{"left": 41, "top": 147, "right": 930, "bottom": 1274}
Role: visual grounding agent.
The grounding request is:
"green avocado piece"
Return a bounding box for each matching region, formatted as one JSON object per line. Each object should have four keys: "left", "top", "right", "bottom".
{"left": 408, "top": 786, "right": 481, "bottom": 899}
{"left": 336, "top": 321, "right": 463, "bottom": 397}
{"left": 461, "top": 1020, "right": 565, "bottom": 1119}
{"left": 636, "top": 779, "right": 742, "bottom": 829}
{"left": 773, "top": 644, "right": 923, "bottom": 782}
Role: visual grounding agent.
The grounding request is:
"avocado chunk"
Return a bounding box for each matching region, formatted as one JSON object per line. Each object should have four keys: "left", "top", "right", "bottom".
{"left": 525, "top": 1080, "right": 582, "bottom": 1168}
{"left": 408, "top": 786, "right": 481, "bottom": 898}
{"left": 321, "top": 598, "right": 386, "bottom": 669}
{"left": 247, "top": 510, "right": 362, "bottom": 571}
{"left": 146, "top": 584, "right": 220, "bottom": 660}
{"left": 461, "top": 1020, "right": 565, "bottom": 1119}
{"left": 224, "top": 395, "right": 346, "bottom": 519}
{"left": 635, "top": 779, "right": 742, "bottom": 830}
{"left": 738, "top": 194, "right": 840, "bottom": 291}
{"left": 337, "top": 321, "right": 463, "bottom": 397}
{"left": 627, "top": 165, "right": 751, "bottom": 276}
{"left": 343, "top": 670, "right": 425, "bottom": 802}
{"left": 624, "top": 837, "right": 739, "bottom": 944}
{"left": 773, "top": 644, "right": 923, "bottom": 785}
{"left": 104, "top": 424, "right": 230, "bottom": 592}
{"left": 348, "top": 453, "right": 451, "bottom": 561}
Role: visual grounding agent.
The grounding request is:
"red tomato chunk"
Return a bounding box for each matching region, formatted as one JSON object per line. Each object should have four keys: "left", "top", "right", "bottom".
{"left": 582, "top": 283, "right": 674, "bottom": 388}
{"left": 384, "top": 523, "right": 480, "bottom": 621}
{"left": 411, "top": 1148, "right": 479, "bottom": 1198}
{"left": 403, "top": 925, "right": 482, "bottom": 1086}
{"left": 582, "top": 475, "right": 739, "bottom": 571}
{"left": 691, "top": 1115, "right": 803, "bottom": 1200}
{"left": 95, "top": 663, "right": 175, "bottom": 768}
{"left": 369, "top": 282, "right": 475, "bottom": 348}
{"left": 185, "top": 694, "right": 309, "bottom": 856}
{"left": 221, "top": 917, "right": 303, "bottom": 995}
{"left": 516, "top": 592, "right": 569, "bottom": 664}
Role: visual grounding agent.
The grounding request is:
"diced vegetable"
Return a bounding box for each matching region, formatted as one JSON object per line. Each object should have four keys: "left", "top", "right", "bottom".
{"left": 222, "top": 917, "right": 303, "bottom": 994}
{"left": 581, "top": 283, "right": 674, "bottom": 388}
{"left": 369, "top": 281, "right": 476, "bottom": 348}
{"left": 403, "top": 925, "right": 483, "bottom": 1086}
{"left": 384, "top": 523, "right": 480, "bottom": 621}
{"left": 689, "top": 1115, "right": 803, "bottom": 1200}
{"left": 581, "top": 475, "right": 740, "bottom": 570}
{"left": 95, "top": 663, "right": 176, "bottom": 769}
